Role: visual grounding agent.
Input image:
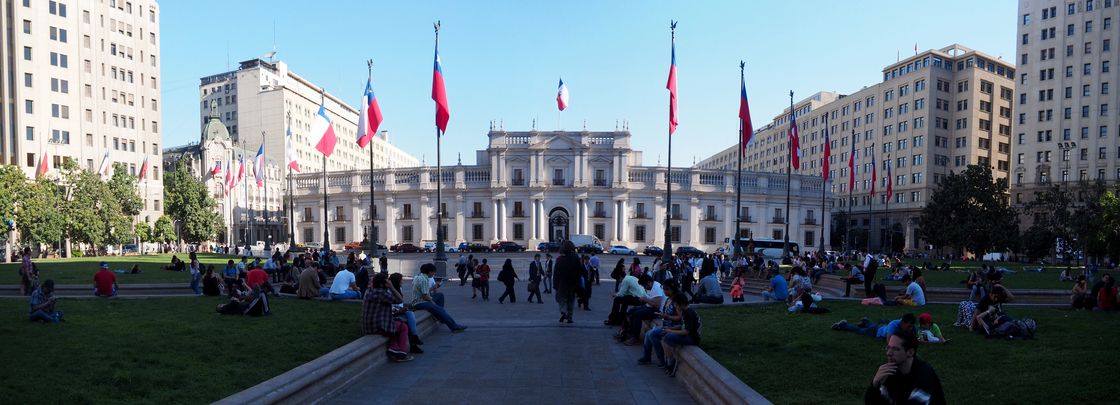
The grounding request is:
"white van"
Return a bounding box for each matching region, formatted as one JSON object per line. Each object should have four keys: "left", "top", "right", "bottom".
{"left": 568, "top": 234, "right": 603, "bottom": 254}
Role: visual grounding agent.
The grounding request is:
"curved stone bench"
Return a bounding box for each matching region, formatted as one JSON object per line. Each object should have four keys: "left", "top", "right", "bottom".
{"left": 216, "top": 311, "right": 437, "bottom": 405}
{"left": 676, "top": 345, "right": 772, "bottom": 405}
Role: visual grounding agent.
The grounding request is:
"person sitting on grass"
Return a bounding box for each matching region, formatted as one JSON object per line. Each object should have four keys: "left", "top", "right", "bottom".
{"left": 971, "top": 285, "right": 1013, "bottom": 333}
{"left": 222, "top": 260, "right": 240, "bottom": 296}
{"left": 832, "top": 313, "right": 917, "bottom": 339}
{"left": 917, "top": 313, "right": 948, "bottom": 344}
{"left": 787, "top": 267, "right": 812, "bottom": 305}
{"left": 965, "top": 269, "right": 985, "bottom": 302}
{"left": 865, "top": 332, "right": 946, "bottom": 405}
{"left": 1071, "top": 275, "right": 1092, "bottom": 309}
{"left": 660, "top": 293, "right": 701, "bottom": 378}
{"left": 297, "top": 263, "right": 323, "bottom": 299}
{"left": 411, "top": 263, "right": 467, "bottom": 333}
{"left": 1094, "top": 273, "right": 1117, "bottom": 311}
{"left": 362, "top": 273, "right": 414, "bottom": 363}
{"left": 29, "top": 279, "right": 63, "bottom": 323}
{"left": 93, "top": 261, "right": 119, "bottom": 297}
{"left": 216, "top": 281, "right": 270, "bottom": 316}
{"left": 891, "top": 274, "right": 926, "bottom": 306}
{"left": 761, "top": 267, "right": 789, "bottom": 302}
{"left": 202, "top": 265, "right": 223, "bottom": 297}
{"left": 691, "top": 259, "right": 724, "bottom": 305}
{"left": 167, "top": 255, "right": 185, "bottom": 272}
{"left": 323, "top": 264, "right": 361, "bottom": 300}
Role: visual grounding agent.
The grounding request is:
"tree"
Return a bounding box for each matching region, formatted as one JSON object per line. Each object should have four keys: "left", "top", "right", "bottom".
{"left": 108, "top": 162, "right": 142, "bottom": 217}
{"left": 917, "top": 165, "right": 1018, "bottom": 257}
{"left": 1099, "top": 191, "right": 1120, "bottom": 262}
{"left": 164, "top": 161, "right": 222, "bottom": 243}
{"left": 153, "top": 215, "right": 178, "bottom": 244}
{"left": 135, "top": 222, "right": 152, "bottom": 244}
{"left": 0, "top": 165, "right": 27, "bottom": 227}
{"left": 18, "top": 178, "right": 65, "bottom": 249}
{"left": 59, "top": 160, "right": 110, "bottom": 250}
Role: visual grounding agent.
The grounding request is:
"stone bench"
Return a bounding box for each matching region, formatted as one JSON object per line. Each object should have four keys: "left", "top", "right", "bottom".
{"left": 215, "top": 311, "right": 437, "bottom": 405}
{"left": 676, "top": 345, "right": 772, "bottom": 405}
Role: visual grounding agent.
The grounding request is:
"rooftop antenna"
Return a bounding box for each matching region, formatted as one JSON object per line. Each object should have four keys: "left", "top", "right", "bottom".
{"left": 532, "top": 118, "right": 537, "bottom": 131}
{"left": 457, "top": 152, "right": 461, "bottom": 165}
{"left": 582, "top": 119, "right": 587, "bottom": 131}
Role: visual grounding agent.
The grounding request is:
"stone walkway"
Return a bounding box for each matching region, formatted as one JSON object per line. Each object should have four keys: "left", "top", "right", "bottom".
{"left": 328, "top": 261, "right": 698, "bottom": 405}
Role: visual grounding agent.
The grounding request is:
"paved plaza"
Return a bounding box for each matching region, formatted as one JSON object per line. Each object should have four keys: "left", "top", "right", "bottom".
{"left": 329, "top": 252, "right": 697, "bottom": 404}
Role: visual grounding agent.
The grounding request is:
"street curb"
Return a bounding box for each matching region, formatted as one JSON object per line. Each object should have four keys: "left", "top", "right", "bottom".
{"left": 215, "top": 311, "right": 438, "bottom": 405}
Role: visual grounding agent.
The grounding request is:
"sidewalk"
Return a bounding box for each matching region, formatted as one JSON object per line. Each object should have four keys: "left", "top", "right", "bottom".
{"left": 327, "top": 274, "right": 696, "bottom": 405}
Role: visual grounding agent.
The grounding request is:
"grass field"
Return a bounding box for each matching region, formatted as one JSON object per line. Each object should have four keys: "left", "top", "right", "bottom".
{"left": 826, "top": 259, "right": 1115, "bottom": 290}
{"left": 0, "top": 253, "right": 243, "bottom": 285}
{"left": 698, "top": 301, "right": 1118, "bottom": 404}
{"left": 0, "top": 296, "right": 360, "bottom": 404}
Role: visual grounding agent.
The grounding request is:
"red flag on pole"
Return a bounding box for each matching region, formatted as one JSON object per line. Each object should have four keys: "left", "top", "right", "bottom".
{"left": 886, "top": 159, "right": 893, "bottom": 199}
{"left": 36, "top": 151, "right": 49, "bottom": 178}
{"left": 432, "top": 33, "right": 450, "bottom": 133}
{"left": 666, "top": 35, "right": 678, "bottom": 135}
{"left": 822, "top": 115, "right": 831, "bottom": 181}
{"left": 789, "top": 114, "right": 801, "bottom": 170}
{"left": 739, "top": 64, "right": 753, "bottom": 149}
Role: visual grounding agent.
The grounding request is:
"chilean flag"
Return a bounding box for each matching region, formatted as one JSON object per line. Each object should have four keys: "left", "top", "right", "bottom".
{"left": 312, "top": 102, "right": 337, "bottom": 157}
{"left": 357, "top": 78, "right": 383, "bottom": 148}
{"left": 789, "top": 113, "right": 801, "bottom": 170}
{"left": 137, "top": 156, "right": 149, "bottom": 181}
{"left": 885, "top": 159, "right": 893, "bottom": 200}
{"left": 666, "top": 40, "right": 678, "bottom": 135}
{"left": 870, "top": 148, "right": 877, "bottom": 197}
{"left": 432, "top": 44, "right": 450, "bottom": 133}
{"left": 739, "top": 69, "right": 753, "bottom": 149}
{"left": 36, "top": 151, "right": 49, "bottom": 179}
{"left": 211, "top": 159, "right": 222, "bottom": 176}
{"left": 224, "top": 160, "right": 233, "bottom": 190}
{"left": 233, "top": 154, "right": 245, "bottom": 189}
{"left": 98, "top": 151, "right": 112, "bottom": 177}
{"left": 848, "top": 132, "right": 856, "bottom": 192}
{"left": 822, "top": 114, "right": 831, "bottom": 181}
{"left": 557, "top": 78, "right": 569, "bottom": 111}
{"left": 254, "top": 145, "right": 265, "bottom": 187}
{"left": 286, "top": 125, "right": 300, "bottom": 172}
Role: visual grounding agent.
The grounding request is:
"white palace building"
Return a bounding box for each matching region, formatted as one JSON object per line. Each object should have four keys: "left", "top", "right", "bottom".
{"left": 287, "top": 128, "right": 833, "bottom": 253}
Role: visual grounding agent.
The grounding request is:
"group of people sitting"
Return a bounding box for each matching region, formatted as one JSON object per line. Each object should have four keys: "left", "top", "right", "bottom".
{"left": 1070, "top": 273, "right": 1118, "bottom": 310}
{"left": 360, "top": 263, "right": 468, "bottom": 362}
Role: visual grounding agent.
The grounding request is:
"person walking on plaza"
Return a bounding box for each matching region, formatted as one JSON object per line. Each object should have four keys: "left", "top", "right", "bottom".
{"left": 543, "top": 253, "right": 554, "bottom": 294}
{"left": 578, "top": 255, "right": 593, "bottom": 310}
{"left": 610, "top": 258, "right": 627, "bottom": 293}
{"left": 497, "top": 258, "right": 520, "bottom": 304}
{"left": 189, "top": 257, "right": 202, "bottom": 295}
{"left": 589, "top": 252, "right": 601, "bottom": 285}
{"left": 19, "top": 247, "right": 37, "bottom": 296}
{"left": 456, "top": 254, "right": 468, "bottom": 284}
{"left": 379, "top": 253, "right": 389, "bottom": 275}
{"left": 554, "top": 241, "right": 582, "bottom": 323}
{"left": 476, "top": 258, "right": 492, "bottom": 301}
{"left": 528, "top": 254, "right": 544, "bottom": 304}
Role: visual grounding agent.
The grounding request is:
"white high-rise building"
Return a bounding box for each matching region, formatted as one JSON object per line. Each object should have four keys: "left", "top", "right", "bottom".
{"left": 197, "top": 58, "right": 419, "bottom": 174}
{"left": 0, "top": 0, "right": 163, "bottom": 221}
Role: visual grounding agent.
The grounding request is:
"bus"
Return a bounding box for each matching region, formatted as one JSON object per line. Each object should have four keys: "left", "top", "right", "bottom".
{"left": 723, "top": 237, "right": 800, "bottom": 259}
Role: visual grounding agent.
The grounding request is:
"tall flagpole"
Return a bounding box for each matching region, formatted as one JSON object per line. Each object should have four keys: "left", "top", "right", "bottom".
{"left": 846, "top": 130, "right": 854, "bottom": 255}
{"left": 366, "top": 59, "right": 378, "bottom": 259}
{"left": 433, "top": 21, "right": 448, "bottom": 275}
{"left": 263, "top": 131, "right": 271, "bottom": 252}
{"left": 661, "top": 20, "right": 677, "bottom": 264}
{"left": 286, "top": 111, "right": 295, "bottom": 249}
{"left": 244, "top": 153, "right": 251, "bottom": 254}
{"left": 820, "top": 114, "right": 828, "bottom": 252}
{"left": 734, "top": 61, "right": 745, "bottom": 259}
{"left": 321, "top": 92, "right": 330, "bottom": 252}
{"left": 867, "top": 144, "right": 874, "bottom": 253}
{"left": 885, "top": 156, "right": 892, "bottom": 254}
{"left": 783, "top": 91, "right": 793, "bottom": 259}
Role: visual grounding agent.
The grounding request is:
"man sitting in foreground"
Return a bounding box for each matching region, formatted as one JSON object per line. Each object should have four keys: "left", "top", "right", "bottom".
{"left": 761, "top": 267, "right": 788, "bottom": 302}
{"left": 865, "top": 332, "right": 946, "bottom": 405}
{"left": 892, "top": 274, "right": 926, "bottom": 306}
{"left": 93, "top": 261, "right": 118, "bottom": 297}
{"left": 411, "top": 263, "right": 467, "bottom": 333}
{"left": 323, "top": 265, "right": 361, "bottom": 300}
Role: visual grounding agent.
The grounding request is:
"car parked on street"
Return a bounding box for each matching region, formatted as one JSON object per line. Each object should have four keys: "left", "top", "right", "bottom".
{"left": 608, "top": 245, "right": 636, "bottom": 255}
{"left": 675, "top": 246, "right": 704, "bottom": 257}
{"left": 458, "top": 242, "right": 491, "bottom": 253}
{"left": 537, "top": 241, "right": 560, "bottom": 252}
{"left": 390, "top": 243, "right": 422, "bottom": 253}
{"left": 493, "top": 241, "right": 525, "bottom": 252}
{"left": 643, "top": 246, "right": 663, "bottom": 256}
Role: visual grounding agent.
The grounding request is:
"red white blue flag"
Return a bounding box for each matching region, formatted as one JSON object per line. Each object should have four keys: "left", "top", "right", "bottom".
{"left": 357, "top": 78, "right": 383, "bottom": 148}
{"left": 137, "top": 156, "right": 148, "bottom": 181}
{"left": 885, "top": 159, "right": 893, "bottom": 199}
{"left": 870, "top": 148, "right": 877, "bottom": 197}
{"left": 312, "top": 102, "right": 337, "bottom": 157}
{"left": 848, "top": 133, "right": 856, "bottom": 192}
{"left": 739, "top": 68, "right": 753, "bottom": 149}
{"left": 286, "top": 125, "right": 300, "bottom": 172}
{"left": 210, "top": 159, "right": 222, "bottom": 176}
{"left": 557, "top": 78, "right": 569, "bottom": 111}
{"left": 789, "top": 112, "right": 801, "bottom": 170}
{"left": 822, "top": 115, "right": 831, "bottom": 181}
{"left": 432, "top": 43, "right": 450, "bottom": 133}
{"left": 666, "top": 39, "right": 678, "bottom": 135}
{"left": 254, "top": 145, "right": 265, "bottom": 187}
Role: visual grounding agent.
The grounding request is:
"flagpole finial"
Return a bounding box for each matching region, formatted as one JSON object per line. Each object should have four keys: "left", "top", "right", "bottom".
{"left": 434, "top": 20, "right": 440, "bottom": 35}
{"left": 367, "top": 59, "right": 373, "bottom": 77}
{"left": 740, "top": 60, "right": 745, "bottom": 72}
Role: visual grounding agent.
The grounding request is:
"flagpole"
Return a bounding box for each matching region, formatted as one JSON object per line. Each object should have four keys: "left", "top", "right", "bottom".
{"left": 263, "top": 131, "right": 271, "bottom": 253}
{"left": 734, "top": 61, "right": 744, "bottom": 259}
{"left": 820, "top": 115, "right": 828, "bottom": 252}
{"left": 846, "top": 130, "right": 854, "bottom": 255}
{"left": 783, "top": 91, "right": 793, "bottom": 259}
{"left": 885, "top": 157, "right": 892, "bottom": 254}
{"left": 867, "top": 144, "right": 874, "bottom": 253}
{"left": 661, "top": 20, "right": 676, "bottom": 264}
{"left": 321, "top": 93, "right": 330, "bottom": 252}
{"left": 433, "top": 21, "right": 448, "bottom": 275}
{"left": 286, "top": 111, "right": 295, "bottom": 250}
{"left": 366, "top": 59, "right": 378, "bottom": 259}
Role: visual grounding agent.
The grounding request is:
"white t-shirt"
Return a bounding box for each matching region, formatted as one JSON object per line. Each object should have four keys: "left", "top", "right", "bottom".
{"left": 646, "top": 281, "right": 665, "bottom": 310}
{"left": 906, "top": 281, "right": 926, "bottom": 306}
{"left": 329, "top": 270, "right": 357, "bottom": 295}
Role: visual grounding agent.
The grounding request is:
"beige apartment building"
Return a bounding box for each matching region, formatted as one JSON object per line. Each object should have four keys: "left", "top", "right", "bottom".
{"left": 1014, "top": 0, "right": 1120, "bottom": 207}
{"left": 0, "top": 0, "right": 163, "bottom": 222}
{"left": 197, "top": 58, "right": 419, "bottom": 174}
{"left": 698, "top": 44, "right": 1016, "bottom": 253}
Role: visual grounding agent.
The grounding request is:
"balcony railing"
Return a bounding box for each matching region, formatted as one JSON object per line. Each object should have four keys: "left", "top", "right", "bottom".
{"left": 702, "top": 215, "right": 719, "bottom": 221}
{"left": 592, "top": 210, "right": 607, "bottom": 218}
{"left": 331, "top": 215, "right": 346, "bottom": 222}
{"left": 552, "top": 178, "right": 566, "bottom": 186}
{"left": 362, "top": 214, "right": 380, "bottom": 221}
{"left": 430, "top": 212, "right": 449, "bottom": 219}
{"left": 399, "top": 213, "right": 415, "bottom": 220}
{"left": 470, "top": 211, "right": 486, "bottom": 218}
{"left": 593, "top": 179, "right": 608, "bottom": 187}
{"left": 803, "top": 218, "right": 818, "bottom": 225}
{"left": 299, "top": 216, "right": 316, "bottom": 223}
{"left": 670, "top": 213, "right": 685, "bottom": 220}
{"left": 771, "top": 217, "right": 785, "bottom": 224}
{"left": 511, "top": 178, "right": 525, "bottom": 186}
{"left": 633, "top": 212, "right": 648, "bottom": 219}
{"left": 738, "top": 215, "right": 754, "bottom": 223}
{"left": 511, "top": 211, "right": 526, "bottom": 218}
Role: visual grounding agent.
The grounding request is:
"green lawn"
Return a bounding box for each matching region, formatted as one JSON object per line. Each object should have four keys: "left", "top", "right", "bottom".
{"left": 830, "top": 259, "right": 1114, "bottom": 290}
{"left": 698, "top": 301, "right": 1118, "bottom": 404}
{"left": 0, "top": 253, "right": 243, "bottom": 285}
{"left": 0, "top": 297, "right": 360, "bottom": 404}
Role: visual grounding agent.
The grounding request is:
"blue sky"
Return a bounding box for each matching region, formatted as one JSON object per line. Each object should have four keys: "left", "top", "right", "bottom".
{"left": 160, "top": 0, "right": 1018, "bottom": 167}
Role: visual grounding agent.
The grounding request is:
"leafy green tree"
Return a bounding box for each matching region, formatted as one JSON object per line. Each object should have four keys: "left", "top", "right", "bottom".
{"left": 1099, "top": 191, "right": 1120, "bottom": 262}
{"left": 58, "top": 160, "right": 109, "bottom": 249}
{"left": 135, "top": 221, "right": 152, "bottom": 243}
{"left": 164, "top": 161, "right": 221, "bottom": 243}
{"left": 153, "top": 215, "right": 177, "bottom": 243}
{"left": 918, "top": 165, "right": 1018, "bottom": 257}
{"left": 18, "top": 178, "right": 65, "bottom": 248}
{"left": 108, "top": 162, "right": 143, "bottom": 217}
{"left": 0, "top": 165, "right": 27, "bottom": 228}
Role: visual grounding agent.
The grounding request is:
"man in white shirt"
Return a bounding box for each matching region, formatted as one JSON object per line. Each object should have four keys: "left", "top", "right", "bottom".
{"left": 620, "top": 277, "right": 665, "bottom": 345}
{"left": 326, "top": 267, "right": 360, "bottom": 300}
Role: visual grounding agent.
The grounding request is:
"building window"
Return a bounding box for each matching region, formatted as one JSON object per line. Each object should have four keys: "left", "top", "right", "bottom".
{"left": 635, "top": 225, "right": 646, "bottom": 242}
{"left": 472, "top": 224, "right": 483, "bottom": 241}
{"left": 594, "top": 224, "right": 605, "bottom": 241}
{"left": 303, "top": 207, "right": 313, "bottom": 222}
{"left": 704, "top": 227, "right": 716, "bottom": 244}
{"left": 772, "top": 229, "right": 783, "bottom": 240}
{"left": 335, "top": 227, "right": 346, "bottom": 243}
{"left": 670, "top": 226, "right": 681, "bottom": 243}
{"left": 513, "top": 223, "right": 524, "bottom": 240}
{"left": 303, "top": 228, "right": 314, "bottom": 243}
{"left": 402, "top": 226, "right": 413, "bottom": 242}
{"left": 805, "top": 231, "right": 815, "bottom": 247}
{"left": 402, "top": 204, "right": 412, "bottom": 219}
